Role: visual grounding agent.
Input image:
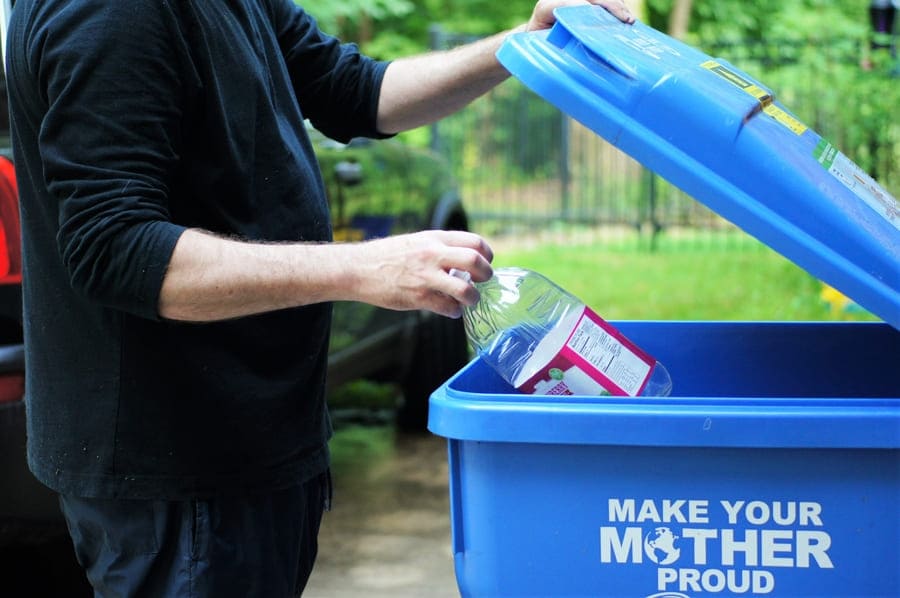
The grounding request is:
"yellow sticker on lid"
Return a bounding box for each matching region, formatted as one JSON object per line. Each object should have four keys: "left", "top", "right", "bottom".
{"left": 701, "top": 60, "right": 808, "bottom": 135}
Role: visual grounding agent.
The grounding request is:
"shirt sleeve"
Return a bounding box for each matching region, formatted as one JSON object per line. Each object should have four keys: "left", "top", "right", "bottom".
{"left": 20, "top": 0, "right": 187, "bottom": 320}
{"left": 266, "top": 0, "right": 392, "bottom": 142}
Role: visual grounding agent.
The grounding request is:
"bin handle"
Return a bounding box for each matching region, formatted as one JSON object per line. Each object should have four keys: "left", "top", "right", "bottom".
{"left": 448, "top": 440, "right": 466, "bottom": 556}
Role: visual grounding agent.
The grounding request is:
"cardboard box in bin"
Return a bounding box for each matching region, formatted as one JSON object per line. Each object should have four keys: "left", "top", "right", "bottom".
{"left": 428, "top": 7, "right": 900, "bottom": 598}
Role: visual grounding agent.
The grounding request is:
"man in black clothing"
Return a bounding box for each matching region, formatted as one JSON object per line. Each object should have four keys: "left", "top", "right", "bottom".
{"left": 5, "top": 0, "right": 634, "bottom": 595}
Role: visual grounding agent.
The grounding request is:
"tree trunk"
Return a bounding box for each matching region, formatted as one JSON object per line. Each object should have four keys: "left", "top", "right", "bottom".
{"left": 668, "top": 0, "right": 693, "bottom": 39}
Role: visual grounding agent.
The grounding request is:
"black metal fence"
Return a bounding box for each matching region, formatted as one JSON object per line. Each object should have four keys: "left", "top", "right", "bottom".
{"left": 430, "top": 27, "right": 900, "bottom": 250}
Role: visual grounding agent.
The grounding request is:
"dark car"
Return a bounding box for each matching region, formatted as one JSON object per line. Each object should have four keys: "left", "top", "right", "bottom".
{"left": 315, "top": 131, "right": 470, "bottom": 429}
{"left": 0, "top": 0, "right": 470, "bottom": 590}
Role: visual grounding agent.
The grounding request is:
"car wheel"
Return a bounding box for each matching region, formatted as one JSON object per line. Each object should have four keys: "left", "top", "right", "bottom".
{"left": 397, "top": 312, "right": 469, "bottom": 432}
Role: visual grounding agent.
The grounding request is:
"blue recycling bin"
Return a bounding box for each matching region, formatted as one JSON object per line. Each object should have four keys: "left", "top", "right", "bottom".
{"left": 429, "top": 7, "right": 900, "bottom": 598}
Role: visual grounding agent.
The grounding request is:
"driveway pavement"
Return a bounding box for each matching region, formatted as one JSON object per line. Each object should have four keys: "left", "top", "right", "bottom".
{"left": 304, "top": 424, "right": 459, "bottom": 598}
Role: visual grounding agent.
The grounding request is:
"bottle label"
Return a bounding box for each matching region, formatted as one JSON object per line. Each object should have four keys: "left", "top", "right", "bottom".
{"left": 517, "top": 307, "right": 655, "bottom": 397}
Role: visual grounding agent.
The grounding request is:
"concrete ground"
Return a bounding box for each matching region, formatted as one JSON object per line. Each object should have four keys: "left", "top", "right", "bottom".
{"left": 304, "top": 424, "right": 459, "bottom": 598}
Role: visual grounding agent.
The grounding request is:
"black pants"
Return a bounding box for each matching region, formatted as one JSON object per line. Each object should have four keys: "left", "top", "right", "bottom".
{"left": 59, "top": 472, "right": 331, "bottom": 598}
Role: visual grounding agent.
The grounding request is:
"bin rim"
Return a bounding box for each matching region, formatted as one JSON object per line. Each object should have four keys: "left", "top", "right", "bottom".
{"left": 429, "top": 321, "right": 900, "bottom": 450}
{"left": 429, "top": 369, "right": 900, "bottom": 450}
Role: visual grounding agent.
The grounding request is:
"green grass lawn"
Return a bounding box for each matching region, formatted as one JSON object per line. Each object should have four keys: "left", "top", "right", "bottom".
{"left": 490, "top": 235, "right": 881, "bottom": 322}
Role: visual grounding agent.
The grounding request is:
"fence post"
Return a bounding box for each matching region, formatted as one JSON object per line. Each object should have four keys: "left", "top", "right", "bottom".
{"left": 428, "top": 24, "right": 444, "bottom": 154}
{"left": 559, "top": 113, "right": 571, "bottom": 217}
{"left": 642, "top": 169, "right": 661, "bottom": 252}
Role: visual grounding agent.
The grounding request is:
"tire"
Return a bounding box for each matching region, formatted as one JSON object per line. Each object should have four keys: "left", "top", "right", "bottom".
{"left": 397, "top": 313, "right": 469, "bottom": 432}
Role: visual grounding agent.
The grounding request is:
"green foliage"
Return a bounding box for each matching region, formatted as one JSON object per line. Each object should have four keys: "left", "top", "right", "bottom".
{"left": 302, "top": 0, "right": 883, "bottom": 61}
{"left": 646, "top": 0, "right": 868, "bottom": 43}
{"left": 328, "top": 380, "right": 400, "bottom": 410}
{"left": 769, "top": 0, "right": 867, "bottom": 40}
{"left": 303, "top": 0, "right": 899, "bottom": 214}
{"left": 413, "top": 0, "right": 534, "bottom": 36}
{"left": 303, "top": 0, "right": 535, "bottom": 55}
{"left": 436, "top": 79, "right": 563, "bottom": 183}
{"left": 326, "top": 422, "right": 397, "bottom": 471}
{"left": 300, "top": 0, "right": 415, "bottom": 43}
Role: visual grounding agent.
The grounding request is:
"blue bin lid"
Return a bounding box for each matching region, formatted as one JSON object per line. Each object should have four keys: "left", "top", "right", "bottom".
{"left": 497, "top": 7, "right": 900, "bottom": 329}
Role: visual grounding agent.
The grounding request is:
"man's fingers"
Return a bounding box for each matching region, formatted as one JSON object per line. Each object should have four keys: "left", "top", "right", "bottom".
{"left": 527, "top": 0, "right": 635, "bottom": 32}
{"left": 430, "top": 293, "right": 465, "bottom": 319}
{"left": 593, "top": 0, "right": 636, "bottom": 24}
{"left": 440, "top": 248, "right": 493, "bottom": 285}
{"left": 433, "top": 230, "right": 494, "bottom": 264}
{"left": 427, "top": 230, "right": 494, "bottom": 283}
{"left": 442, "top": 270, "right": 481, "bottom": 305}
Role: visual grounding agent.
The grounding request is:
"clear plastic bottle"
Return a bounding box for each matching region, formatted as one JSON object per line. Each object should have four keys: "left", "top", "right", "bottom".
{"left": 454, "top": 267, "right": 672, "bottom": 397}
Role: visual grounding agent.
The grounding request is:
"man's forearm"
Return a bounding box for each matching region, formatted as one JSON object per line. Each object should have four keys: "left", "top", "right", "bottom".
{"left": 157, "top": 228, "right": 493, "bottom": 322}
{"left": 157, "top": 229, "right": 355, "bottom": 321}
{"left": 375, "top": 1, "right": 635, "bottom": 134}
{"left": 376, "top": 26, "right": 524, "bottom": 134}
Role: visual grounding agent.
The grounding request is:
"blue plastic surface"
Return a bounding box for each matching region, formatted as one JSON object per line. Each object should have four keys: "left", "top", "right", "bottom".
{"left": 429, "top": 322, "right": 900, "bottom": 597}
{"left": 497, "top": 7, "right": 900, "bottom": 329}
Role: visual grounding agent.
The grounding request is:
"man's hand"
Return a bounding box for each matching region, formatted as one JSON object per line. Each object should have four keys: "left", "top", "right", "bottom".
{"left": 527, "top": 0, "right": 635, "bottom": 32}
{"left": 346, "top": 230, "right": 494, "bottom": 319}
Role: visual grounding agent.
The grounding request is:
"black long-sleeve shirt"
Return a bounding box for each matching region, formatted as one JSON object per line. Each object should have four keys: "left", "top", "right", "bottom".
{"left": 7, "top": 0, "right": 388, "bottom": 498}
